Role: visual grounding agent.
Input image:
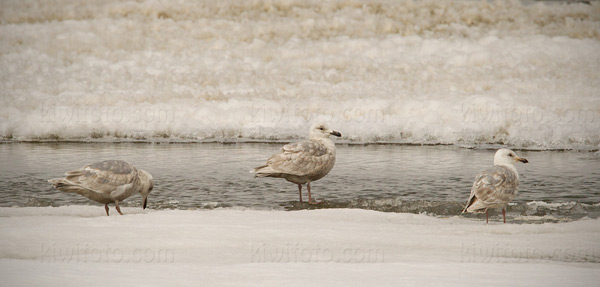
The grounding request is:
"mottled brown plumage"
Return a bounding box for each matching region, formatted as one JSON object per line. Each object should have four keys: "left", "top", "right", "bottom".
{"left": 464, "top": 165, "right": 519, "bottom": 212}
{"left": 463, "top": 149, "right": 528, "bottom": 223}
{"left": 252, "top": 123, "right": 341, "bottom": 204}
{"left": 49, "top": 160, "right": 153, "bottom": 216}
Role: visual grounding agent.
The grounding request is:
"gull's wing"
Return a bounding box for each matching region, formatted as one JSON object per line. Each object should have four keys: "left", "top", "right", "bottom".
{"left": 62, "top": 160, "right": 138, "bottom": 194}
{"left": 265, "top": 140, "right": 332, "bottom": 176}
{"left": 463, "top": 165, "right": 519, "bottom": 212}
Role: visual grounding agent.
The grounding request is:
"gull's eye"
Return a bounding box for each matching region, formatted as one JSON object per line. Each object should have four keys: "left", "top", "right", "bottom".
{"left": 509, "top": 154, "right": 514, "bottom": 157}
{"left": 318, "top": 127, "right": 324, "bottom": 130}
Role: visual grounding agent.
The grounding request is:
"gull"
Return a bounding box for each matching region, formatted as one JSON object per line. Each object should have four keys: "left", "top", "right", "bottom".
{"left": 462, "top": 148, "right": 528, "bottom": 223}
{"left": 251, "top": 123, "right": 342, "bottom": 204}
{"left": 49, "top": 160, "right": 154, "bottom": 216}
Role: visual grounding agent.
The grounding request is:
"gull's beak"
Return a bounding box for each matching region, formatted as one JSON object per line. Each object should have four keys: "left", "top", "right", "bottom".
{"left": 515, "top": 156, "right": 528, "bottom": 163}
{"left": 330, "top": 130, "right": 342, "bottom": 137}
{"left": 143, "top": 197, "right": 148, "bottom": 209}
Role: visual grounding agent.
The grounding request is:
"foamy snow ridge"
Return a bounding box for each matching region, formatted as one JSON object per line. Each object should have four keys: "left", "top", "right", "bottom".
{"left": 1, "top": 0, "right": 599, "bottom": 149}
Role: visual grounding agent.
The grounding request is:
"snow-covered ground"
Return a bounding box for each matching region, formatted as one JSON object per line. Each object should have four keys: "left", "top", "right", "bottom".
{"left": 1, "top": 206, "right": 598, "bottom": 286}
{"left": 1, "top": 0, "right": 599, "bottom": 148}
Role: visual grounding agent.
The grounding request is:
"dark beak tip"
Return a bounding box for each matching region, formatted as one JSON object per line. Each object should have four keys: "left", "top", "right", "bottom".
{"left": 331, "top": 131, "right": 342, "bottom": 137}
{"left": 523, "top": 159, "right": 529, "bottom": 163}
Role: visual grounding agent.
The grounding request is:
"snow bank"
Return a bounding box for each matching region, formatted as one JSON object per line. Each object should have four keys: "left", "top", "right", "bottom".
{"left": 0, "top": 206, "right": 598, "bottom": 286}
{"left": 1, "top": 0, "right": 599, "bottom": 149}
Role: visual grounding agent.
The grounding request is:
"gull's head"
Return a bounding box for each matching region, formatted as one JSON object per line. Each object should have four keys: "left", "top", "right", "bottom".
{"left": 494, "top": 148, "right": 528, "bottom": 166}
{"left": 309, "top": 123, "right": 342, "bottom": 139}
{"left": 138, "top": 169, "right": 154, "bottom": 210}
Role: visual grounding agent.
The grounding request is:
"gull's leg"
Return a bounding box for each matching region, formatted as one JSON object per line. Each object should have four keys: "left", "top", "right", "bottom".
{"left": 115, "top": 201, "right": 124, "bottom": 215}
{"left": 297, "top": 184, "right": 303, "bottom": 203}
{"left": 307, "top": 182, "right": 320, "bottom": 204}
{"left": 502, "top": 208, "right": 506, "bottom": 224}
{"left": 486, "top": 209, "right": 489, "bottom": 224}
{"left": 104, "top": 204, "right": 110, "bottom": 216}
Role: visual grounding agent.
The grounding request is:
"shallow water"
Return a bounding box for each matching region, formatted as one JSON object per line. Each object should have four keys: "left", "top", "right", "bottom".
{"left": 1, "top": 143, "right": 598, "bottom": 221}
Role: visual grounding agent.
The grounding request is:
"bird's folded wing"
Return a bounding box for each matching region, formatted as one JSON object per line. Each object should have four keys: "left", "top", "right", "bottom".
{"left": 266, "top": 141, "right": 331, "bottom": 176}
{"left": 471, "top": 166, "right": 518, "bottom": 206}
{"left": 64, "top": 163, "right": 136, "bottom": 193}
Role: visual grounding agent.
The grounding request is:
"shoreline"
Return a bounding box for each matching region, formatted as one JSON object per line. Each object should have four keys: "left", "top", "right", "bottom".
{"left": 1, "top": 140, "right": 597, "bottom": 152}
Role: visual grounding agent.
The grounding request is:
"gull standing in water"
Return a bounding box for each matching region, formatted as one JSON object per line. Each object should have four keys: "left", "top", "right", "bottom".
{"left": 49, "top": 160, "right": 154, "bottom": 216}
{"left": 462, "top": 148, "right": 528, "bottom": 223}
{"left": 251, "top": 123, "right": 342, "bottom": 204}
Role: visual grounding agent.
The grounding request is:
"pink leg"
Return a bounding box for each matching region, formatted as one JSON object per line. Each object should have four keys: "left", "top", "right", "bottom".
{"left": 297, "top": 184, "right": 303, "bottom": 203}
{"left": 307, "top": 182, "right": 320, "bottom": 204}
{"left": 486, "top": 209, "right": 488, "bottom": 224}
{"left": 502, "top": 208, "right": 506, "bottom": 224}
{"left": 104, "top": 204, "right": 110, "bottom": 216}
{"left": 115, "top": 201, "right": 124, "bottom": 215}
